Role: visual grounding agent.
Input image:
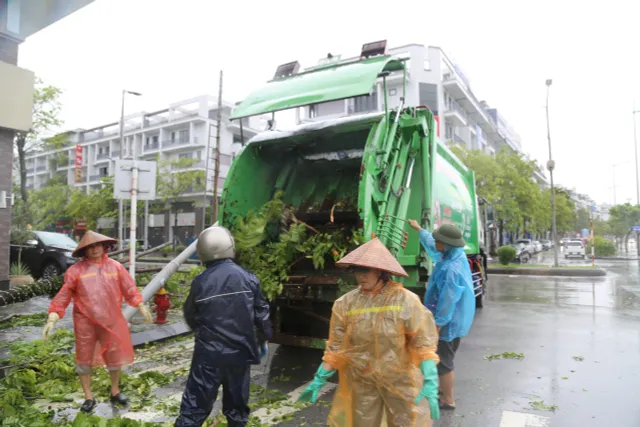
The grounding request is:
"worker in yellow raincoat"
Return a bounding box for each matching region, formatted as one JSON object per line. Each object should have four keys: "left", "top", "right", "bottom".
{"left": 298, "top": 237, "right": 441, "bottom": 426}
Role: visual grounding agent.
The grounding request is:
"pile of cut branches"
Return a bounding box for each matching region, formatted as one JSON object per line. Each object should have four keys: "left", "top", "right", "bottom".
{"left": 233, "top": 192, "right": 363, "bottom": 300}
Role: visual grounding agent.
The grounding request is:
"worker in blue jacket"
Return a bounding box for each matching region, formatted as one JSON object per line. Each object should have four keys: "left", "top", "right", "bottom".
{"left": 408, "top": 220, "right": 475, "bottom": 411}
{"left": 175, "top": 225, "right": 272, "bottom": 427}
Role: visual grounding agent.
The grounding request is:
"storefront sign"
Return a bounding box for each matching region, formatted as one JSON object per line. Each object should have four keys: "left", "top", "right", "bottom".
{"left": 74, "top": 144, "right": 83, "bottom": 183}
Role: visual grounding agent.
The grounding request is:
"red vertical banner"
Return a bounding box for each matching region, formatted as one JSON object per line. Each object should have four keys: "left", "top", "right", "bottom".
{"left": 74, "top": 145, "right": 83, "bottom": 183}
{"left": 434, "top": 115, "right": 441, "bottom": 137}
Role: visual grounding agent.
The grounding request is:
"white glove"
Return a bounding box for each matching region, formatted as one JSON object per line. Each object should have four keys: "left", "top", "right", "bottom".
{"left": 42, "top": 313, "right": 60, "bottom": 340}
{"left": 138, "top": 304, "right": 153, "bottom": 323}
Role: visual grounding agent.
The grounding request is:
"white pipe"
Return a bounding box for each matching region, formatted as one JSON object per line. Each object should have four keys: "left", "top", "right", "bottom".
{"left": 123, "top": 222, "right": 217, "bottom": 321}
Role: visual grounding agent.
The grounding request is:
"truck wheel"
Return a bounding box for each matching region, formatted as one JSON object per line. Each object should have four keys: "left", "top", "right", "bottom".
{"left": 476, "top": 293, "right": 484, "bottom": 309}
{"left": 42, "top": 262, "right": 61, "bottom": 280}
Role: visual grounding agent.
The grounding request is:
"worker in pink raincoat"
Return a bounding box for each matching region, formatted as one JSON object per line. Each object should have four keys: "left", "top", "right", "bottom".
{"left": 42, "top": 231, "right": 153, "bottom": 413}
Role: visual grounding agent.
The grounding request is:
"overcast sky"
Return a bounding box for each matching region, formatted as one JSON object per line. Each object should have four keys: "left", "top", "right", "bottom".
{"left": 17, "top": 0, "right": 640, "bottom": 205}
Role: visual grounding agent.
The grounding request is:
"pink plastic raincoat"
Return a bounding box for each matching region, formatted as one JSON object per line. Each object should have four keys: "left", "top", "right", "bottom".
{"left": 49, "top": 255, "right": 143, "bottom": 368}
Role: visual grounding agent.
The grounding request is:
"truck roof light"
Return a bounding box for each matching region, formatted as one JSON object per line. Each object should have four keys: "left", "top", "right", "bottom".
{"left": 273, "top": 61, "right": 300, "bottom": 80}
{"left": 361, "top": 40, "right": 387, "bottom": 59}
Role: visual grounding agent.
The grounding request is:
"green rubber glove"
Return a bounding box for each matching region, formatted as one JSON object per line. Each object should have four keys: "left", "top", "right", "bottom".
{"left": 414, "top": 359, "right": 440, "bottom": 420}
{"left": 297, "top": 365, "right": 335, "bottom": 404}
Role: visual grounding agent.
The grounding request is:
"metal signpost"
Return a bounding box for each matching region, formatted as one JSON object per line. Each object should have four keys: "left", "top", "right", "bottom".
{"left": 114, "top": 159, "right": 157, "bottom": 279}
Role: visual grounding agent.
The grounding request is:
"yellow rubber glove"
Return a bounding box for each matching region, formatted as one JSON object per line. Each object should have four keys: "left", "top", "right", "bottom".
{"left": 137, "top": 304, "right": 153, "bottom": 323}
{"left": 42, "top": 313, "right": 60, "bottom": 340}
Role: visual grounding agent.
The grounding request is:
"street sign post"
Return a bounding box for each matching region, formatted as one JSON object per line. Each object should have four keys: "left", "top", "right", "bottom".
{"left": 114, "top": 160, "right": 157, "bottom": 201}
{"left": 114, "top": 160, "right": 157, "bottom": 279}
{"left": 633, "top": 226, "right": 640, "bottom": 232}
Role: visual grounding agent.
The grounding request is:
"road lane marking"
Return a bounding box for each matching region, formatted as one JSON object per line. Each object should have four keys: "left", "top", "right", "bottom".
{"left": 252, "top": 381, "right": 337, "bottom": 426}
{"left": 500, "top": 410, "right": 550, "bottom": 427}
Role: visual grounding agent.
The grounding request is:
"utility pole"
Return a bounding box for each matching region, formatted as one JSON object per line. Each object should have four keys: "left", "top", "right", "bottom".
{"left": 612, "top": 164, "right": 617, "bottom": 205}
{"left": 634, "top": 106, "right": 639, "bottom": 205}
{"left": 202, "top": 122, "right": 213, "bottom": 231}
{"left": 633, "top": 107, "right": 640, "bottom": 255}
{"left": 117, "top": 90, "right": 142, "bottom": 263}
{"left": 590, "top": 208, "right": 595, "bottom": 267}
{"left": 211, "top": 70, "right": 223, "bottom": 223}
{"left": 545, "top": 79, "right": 559, "bottom": 268}
{"left": 118, "top": 90, "right": 126, "bottom": 251}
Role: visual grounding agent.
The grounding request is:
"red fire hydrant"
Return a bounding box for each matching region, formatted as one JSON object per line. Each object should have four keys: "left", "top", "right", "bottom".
{"left": 154, "top": 287, "right": 171, "bottom": 324}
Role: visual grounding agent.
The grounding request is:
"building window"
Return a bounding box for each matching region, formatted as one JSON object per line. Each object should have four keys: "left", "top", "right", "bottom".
{"left": 178, "top": 152, "right": 193, "bottom": 159}
{"left": 232, "top": 134, "right": 244, "bottom": 145}
{"left": 424, "top": 59, "right": 431, "bottom": 71}
{"left": 152, "top": 135, "right": 159, "bottom": 144}
{"left": 171, "top": 131, "right": 176, "bottom": 142}
{"left": 353, "top": 91, "right": 378, "bottom": 113}
{"left": 445, "top": 124, "right": 453, "bottom": 139}
{"left": 389, "top": 88, "right": 397, "bottom": 96}
{"left": 99, "top": 167, "right": 108, "bottom": 176}
{"left": 196, "top": 151, "right": 202, "bottom": 160}
{"left": 179, "top": 129, "right": 189, "bottom": 142}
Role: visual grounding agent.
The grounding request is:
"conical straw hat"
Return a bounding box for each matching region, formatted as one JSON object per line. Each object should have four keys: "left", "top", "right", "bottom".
{"left": 336, "top": 238, "right": 408, "bottom": 277}
{"left": 73, "top": 230, "right": 117, "bottom": 257}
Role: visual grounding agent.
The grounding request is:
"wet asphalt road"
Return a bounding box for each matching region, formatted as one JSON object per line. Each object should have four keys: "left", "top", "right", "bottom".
{"left": 3, "top": 251, "right": 640, "bottom": 426}
{"left": 270, "top": 253, "right": 640, "bottom": 426}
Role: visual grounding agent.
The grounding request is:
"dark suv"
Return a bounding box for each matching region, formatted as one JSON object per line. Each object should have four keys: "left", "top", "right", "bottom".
{"left": 10, "top": 231, "right": 78, "bottom": 279}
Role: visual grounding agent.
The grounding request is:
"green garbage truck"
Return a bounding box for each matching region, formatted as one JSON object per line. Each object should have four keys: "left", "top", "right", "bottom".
{"left": 220, "top": 54, "right": 486, "bottom": 349}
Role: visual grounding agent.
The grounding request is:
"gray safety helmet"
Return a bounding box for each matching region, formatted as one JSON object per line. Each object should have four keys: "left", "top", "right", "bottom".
{"left": 196, "top": 225, "right": 236, "bottom": 262}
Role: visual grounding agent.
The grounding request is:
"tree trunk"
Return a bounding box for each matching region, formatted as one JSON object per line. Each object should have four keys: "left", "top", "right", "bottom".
{"left": 173, "top": 205, "right": 178, "bottom": 251}
{"left": 16, "top": 134, "right": 29, "bottom": 210}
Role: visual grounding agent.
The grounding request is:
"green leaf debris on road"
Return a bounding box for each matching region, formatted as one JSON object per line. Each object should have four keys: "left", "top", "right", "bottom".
{"left": 483, "top": 352, "right": 525, "bottom": 361}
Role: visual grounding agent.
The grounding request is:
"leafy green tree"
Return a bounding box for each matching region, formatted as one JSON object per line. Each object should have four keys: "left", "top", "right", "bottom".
{"left": 27, "top": 179, "right": 73, "bottom": 230}
{"left": 607, "top": 204, "right": 640, "bottom": 252}
{"left": 156, "top": 157, "right": 205, "bottom": 248}
{"left": 65, "top": 177, "right": 118, "bottom": 230}
{"left": 576, "top": 208, "right": 590, "bottom": 231}
{"left": 540, "top": 188, "right": 577, "bottom": 235}
{"left": 13, "top": 79, "right": 64, "bottom": 211}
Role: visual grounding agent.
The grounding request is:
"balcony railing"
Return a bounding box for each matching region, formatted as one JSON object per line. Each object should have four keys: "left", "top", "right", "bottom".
{"left": 453, "top": 134, "right": 465, "bottom": 145}
{"left": 36, "top": 166, "right": 47, "bottom": 172}
{"left": 144, "top": 142, "right": 160, "bottom": 151}
{"left": 445, "top": 99, "right": 467, "bottom": 120}
{"left": 163, "top": 137, "right": 191, "bottom": 148}
{"left": 96, "top": 152, "right": 110, "bottom": 160}
{"left": 26, "top": 168, "right": 35, "bottom": 174}
{"left": 171, "top": 161, "right": 205, "bottom": 170}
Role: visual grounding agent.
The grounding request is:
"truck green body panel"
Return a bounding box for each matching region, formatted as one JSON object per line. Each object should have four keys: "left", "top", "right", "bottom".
{"left": 430, "top": 141, "right": 479, "bottom": 254}
{"left": 219, "top": 58, "right": 481, "bottom": 348}
{"left": 230, "top": 56, "right": 405, "bottom": 119}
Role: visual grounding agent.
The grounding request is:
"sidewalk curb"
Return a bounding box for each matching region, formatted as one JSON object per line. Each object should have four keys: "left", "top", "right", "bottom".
{"left": 131, "top": 321, "right": 192, "bottom": 347}
{"left": 488, "top": 267, "right": 607, "bottom": 277}
{"left": 595, "top": 257, "right": 640, "bottom": 261}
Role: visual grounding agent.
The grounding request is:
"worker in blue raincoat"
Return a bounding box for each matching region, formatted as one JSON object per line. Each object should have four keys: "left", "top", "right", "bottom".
{"left": 408, "top": 220, "right": 475, "bottom": 411}
{"left": 175, "top": 226, "right": 272, "bottom": 427}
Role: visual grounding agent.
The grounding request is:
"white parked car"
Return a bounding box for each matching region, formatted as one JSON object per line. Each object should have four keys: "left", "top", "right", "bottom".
{"left": 532, "top": 240, "right": 543, "bottom": 253}
{"left": 565, "top": 241, "right": 585, "bottom": 259}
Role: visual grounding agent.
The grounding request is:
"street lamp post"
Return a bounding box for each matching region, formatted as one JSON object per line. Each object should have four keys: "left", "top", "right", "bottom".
{"left": 118, "top": 90, "right": 142, "bottom": 253}
{"left": 633, "top": 107, "right": 640, "bottom": 255}
{"left": 545, "top": 79, "right": 559, "bottom": 267}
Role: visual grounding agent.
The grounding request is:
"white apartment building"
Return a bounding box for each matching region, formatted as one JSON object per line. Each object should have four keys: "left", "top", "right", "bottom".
{"left": 293, "top": 45, "right": 516, "bottom": 151}
{"left": 23, "top": 94, "right": 263, "bottom": 243}
{"left": 294, "top": 43, "right": 548, "bottom": 186}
